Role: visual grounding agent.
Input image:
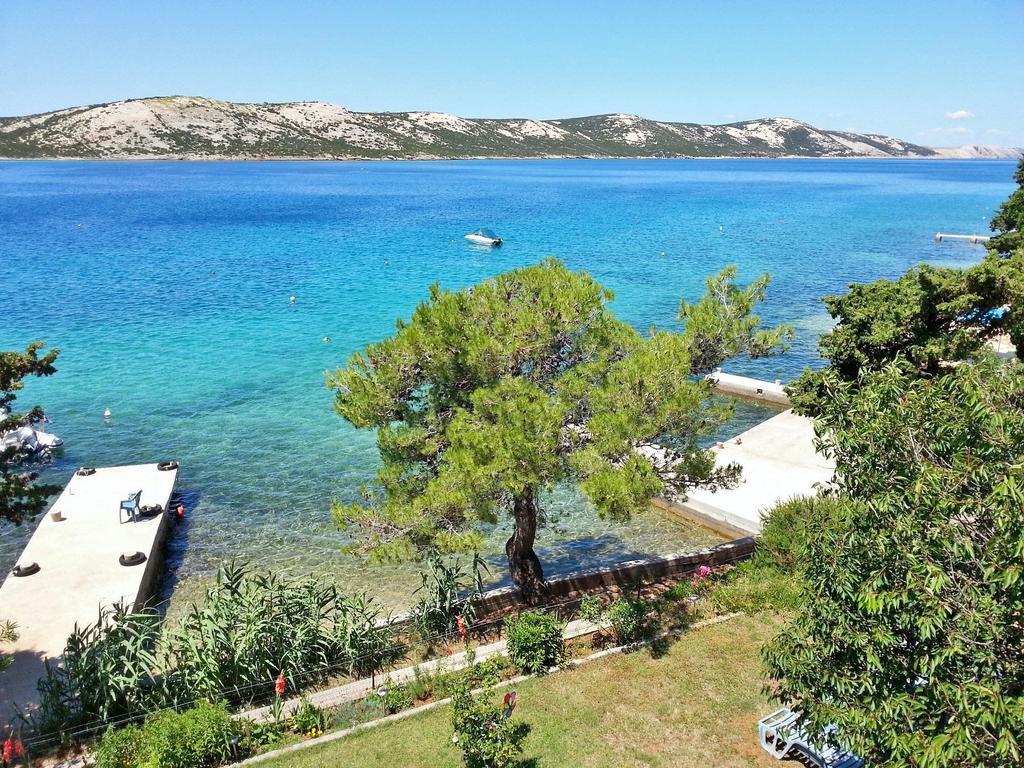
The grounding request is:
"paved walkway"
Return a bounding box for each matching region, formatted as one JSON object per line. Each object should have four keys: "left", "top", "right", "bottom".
{"left": 239, "top": 618, "right": 600, "bottom": 721}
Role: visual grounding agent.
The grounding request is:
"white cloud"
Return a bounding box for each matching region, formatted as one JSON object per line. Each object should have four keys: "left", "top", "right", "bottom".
{"left": 945, "top": 109, "right": 975, "bottom": 120}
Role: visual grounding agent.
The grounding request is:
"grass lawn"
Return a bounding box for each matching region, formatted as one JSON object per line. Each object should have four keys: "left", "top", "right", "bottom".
{"left": 259, "top": 613, "right": 785, "bottom": 768}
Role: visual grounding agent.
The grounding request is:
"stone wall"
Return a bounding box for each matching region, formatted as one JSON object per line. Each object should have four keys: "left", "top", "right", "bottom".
{"left": 472, "top": 536, "right": 756, "bottom": 616}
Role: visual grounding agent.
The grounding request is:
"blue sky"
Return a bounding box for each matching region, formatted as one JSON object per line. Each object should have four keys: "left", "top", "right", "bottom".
{"left": 3, "top": 0, "right": 1022, "bottom": 146}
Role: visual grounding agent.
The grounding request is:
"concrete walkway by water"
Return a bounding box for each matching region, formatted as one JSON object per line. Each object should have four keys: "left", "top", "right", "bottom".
{"left": 666, "top": 409, "right": 834, "bottom": 535}
{"left": 0, "top": 463, "right": 178, "bottom": 721}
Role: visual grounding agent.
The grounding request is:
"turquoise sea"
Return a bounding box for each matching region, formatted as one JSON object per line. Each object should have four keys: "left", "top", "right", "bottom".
{"left": 0, "top": 159, "right": 1016, "bottom": 607}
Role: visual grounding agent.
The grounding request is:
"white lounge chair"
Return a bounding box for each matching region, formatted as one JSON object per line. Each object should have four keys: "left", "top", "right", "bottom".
{"left": 758, "top": 707, "right": 863, "bottom": 768}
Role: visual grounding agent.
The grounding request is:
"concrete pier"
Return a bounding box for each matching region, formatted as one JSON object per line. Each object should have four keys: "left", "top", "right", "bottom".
{"left": 0, "top": 463, "right": 178, "bottom": 721}
{"left": 706, "top": 369, "right": 790, "bottom": 407}
{"left": 659, "top": 409, "right": 834, "bottom": 536}
{"left": 935, "top": 232, "right": 991, "bottom": 244}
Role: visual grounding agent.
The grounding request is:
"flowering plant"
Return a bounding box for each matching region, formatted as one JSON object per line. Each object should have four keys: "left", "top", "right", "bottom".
{"left": 270, "top": 671, "right": 287, "bottom": 726}
{"left": 2, "top": 737, "right": 24, "bottom": 764}
{"left": 450, "top": 684, "right": 528, "bottom": 768}
{"left": 290, "top": 696, "right": 327, "bottom": 735}
{"left": 688, "top": 565, "right": 715, "bottom": 599}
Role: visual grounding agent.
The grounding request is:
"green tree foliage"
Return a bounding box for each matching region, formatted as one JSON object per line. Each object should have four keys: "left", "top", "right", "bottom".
{"left": 764, "top": 359, "right": 1024, "bottom": 767}
{"left": 329, "top": 258, "right": 789, "bottom": 599}
{"left": 787, "top": 263, "right": 1012, "bottom": 415}
{"left": 709, "top": 496, "right": 845, "bottom": 615}
{"left": 990, "top": 159, "right": 1024, "bottom": 257}
{"left": 1, "top": 341, "right": 59, "bottom": 527}
{"left": 450, "top": 684, "right": 529, "bottom": 768}
{"left": 987, "top": 159, "right": 1024, "bottom": 352}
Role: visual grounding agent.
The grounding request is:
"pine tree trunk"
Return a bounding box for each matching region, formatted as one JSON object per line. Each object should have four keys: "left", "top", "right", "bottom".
{"left": 506, "top": 488, "right": 545, "bottom": 604}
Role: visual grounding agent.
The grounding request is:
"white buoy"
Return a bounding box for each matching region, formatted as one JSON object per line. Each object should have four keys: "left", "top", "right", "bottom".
{"left": 322, "top": 336, "right": 330, "bottom": 343}
{"left": 103, "top": 408, "right": 112, "bottom": 420}
{"left": 289, "top": 296, "right": 296, "bottom": 304}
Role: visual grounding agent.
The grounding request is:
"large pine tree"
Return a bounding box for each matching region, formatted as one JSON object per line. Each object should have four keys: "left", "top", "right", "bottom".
{"left": 329, "top": 258, "right": 788, "bottom": 599}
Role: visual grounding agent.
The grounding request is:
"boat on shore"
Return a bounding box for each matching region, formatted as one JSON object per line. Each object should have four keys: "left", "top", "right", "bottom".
{"left": 0, "top": 407, "right": 63, "bottom": 455}
{"left": 464, "top": 228, "right": 503, "bottom": 247}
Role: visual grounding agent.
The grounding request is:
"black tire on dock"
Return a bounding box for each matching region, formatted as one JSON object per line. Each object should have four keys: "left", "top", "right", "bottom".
{"left": 157, "top": 461, "right": 179, "bottom": 471}
{"left": 139, "top": 504, "right": 164, "bottom": 518}
{"left": 12, "top": 562, "right": 40, "bottom": 577}
{"left": 119, "top": 551, "right": 147, "bottom": 567}
{"left": 76, "top": 467, "right": 96, "bottom": 477}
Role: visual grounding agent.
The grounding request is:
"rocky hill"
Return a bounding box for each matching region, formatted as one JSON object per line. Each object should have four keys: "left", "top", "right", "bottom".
{"left": 0, "top": 96, "right": 955, "bottom": 160}
{"left": 928, "top": 145, "right": 1024, "bottom": 159}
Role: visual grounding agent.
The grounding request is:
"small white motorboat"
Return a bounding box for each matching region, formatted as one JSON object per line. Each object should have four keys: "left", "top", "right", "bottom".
{"left": 0, "top": 406, "right": 63, "bottom": 454}
{"left": 464, "top": 228, "right": 503, "bottom": 247}
{"left": 0, "top": 424, "right": 63, "bottom": 453}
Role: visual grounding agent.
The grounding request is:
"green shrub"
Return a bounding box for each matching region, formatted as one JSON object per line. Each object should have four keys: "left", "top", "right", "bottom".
{"left": 576, "top": 595, "right": 604, "bottom": 624}
{"left": 0, "top": 620, "right": 18, "bottom": 674}
{"left": 239, "top": 718, "right": 282, "bottom": 753}
{"left": 710, "top": 561, "right": 802, "bottom": 614}
{"left": 450, "top": 684, "right": 529, "bottom": 768}
{"left": 605, "top": 598, "right": 653, "bottom": 644}
{"left": 141, "top": 701, "right": 240, "bottom": 768}
{"left": 95, "top": 702, "right": 243, "bottom": 768}
{"left": 755, "top": 496, "right": 844, "bottom": 573}
{"left": 436, "top": 656, "right": 510, "bottom": 699}
{"left": 695, "top": 495, "right": 841, "bottom": 616}
{"left": 167, "top": 562, "right": 398, "bottom": 701}
{"left": 375, "top": 682, "right": 415, "bottom": 714}
{"left": 412, "top": 551, "right": 487, "bottom": 640}
{"left": 94, "top": 723, "right": 144, "bottom": 768}
{"left": 39, "top": 562, "right": 403, "bottom": 736}
{"left": 37, "top": 604, "right": 164, "bottom": 733}
{"left": 290, "top": 697, "right": 327, "bottom": 736}
{"left": 406, "top": 664, "right": 441, "bottom": 702}
{"left": 504, "top": 611, "right": 564, "bottom": 674}
{"left": 459, "top": 656, "right": 508, "bottom": 691}
{"left": 661, "top": 582, "right": 695, "bottom": 602}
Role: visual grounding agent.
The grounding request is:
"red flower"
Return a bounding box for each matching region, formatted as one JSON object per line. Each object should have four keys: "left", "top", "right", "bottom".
{"left": 274, "top": 672, "right": 286, "bottom": 697}
{"left": 456, "top": 615, "right": 467, "bottom": 642}
{"left": 2, "top": 737, "right": 23, "bottom": 761}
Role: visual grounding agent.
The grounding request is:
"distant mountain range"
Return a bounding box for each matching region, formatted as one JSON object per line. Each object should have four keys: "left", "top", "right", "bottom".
{"left": 1, "top": 96, "right": 1021, "bottom": 160}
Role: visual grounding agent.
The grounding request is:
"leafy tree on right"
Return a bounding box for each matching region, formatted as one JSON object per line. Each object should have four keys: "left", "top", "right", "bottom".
{"left": 763, "top": 359, "right": 1024, "bottom": 767}
{"left": 765, "top": 165, "right": 1024, "bottom": 767}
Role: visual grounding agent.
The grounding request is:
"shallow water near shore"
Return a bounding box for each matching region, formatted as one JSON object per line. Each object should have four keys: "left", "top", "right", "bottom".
{"left": 0, "top": 158, "right": 1015, "bottom": 609}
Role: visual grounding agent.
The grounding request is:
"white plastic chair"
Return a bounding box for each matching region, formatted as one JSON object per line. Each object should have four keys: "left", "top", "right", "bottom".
{"left": 757, "top": 707, "right": 863, "bottom": 768}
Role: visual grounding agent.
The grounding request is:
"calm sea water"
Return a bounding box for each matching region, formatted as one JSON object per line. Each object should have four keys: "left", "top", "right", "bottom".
{"left": 0, "top": 159, "right": 1015, "bottom": 607}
